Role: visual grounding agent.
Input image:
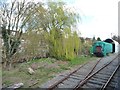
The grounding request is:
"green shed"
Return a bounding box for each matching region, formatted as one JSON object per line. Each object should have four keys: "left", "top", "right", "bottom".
{"left": 90, "top": 41, "right": 112, "bottom": 57}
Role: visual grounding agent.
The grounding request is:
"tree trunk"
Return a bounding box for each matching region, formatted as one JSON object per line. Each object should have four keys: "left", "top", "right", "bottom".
{"left": 3, "top": 58, "right": 12, "bottom": 70}
{"left": 3, "top": 60, "right": 7, "bottom": 69}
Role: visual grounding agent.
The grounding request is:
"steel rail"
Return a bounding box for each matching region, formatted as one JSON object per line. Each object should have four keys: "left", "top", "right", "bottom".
{"left": 47, "top": 58, "right": 102, "bottom": 90}
{"left": 47, "top": 61, "right": 90, "bottom": 90}
{"left": 84, "top": 58, "right": 102, "bottom": 78}
{"left": 74, "top": 55, "right": 118, "bottom": 90}
{"left": 100, "top": 64, "right": 120, "bottom": 90}
{"left": 73, "top": 58, "right": 102, "bottom": 89}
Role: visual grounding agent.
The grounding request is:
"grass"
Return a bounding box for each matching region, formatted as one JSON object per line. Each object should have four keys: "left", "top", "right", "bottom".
{"left": 2, "top": 55, "right": 97, "bottom": 88}
{"left": 27, "top": 58, "right": 56, "bottom": 64}
{"left": 69, "top": 55, "right": 94, "bottom": 66}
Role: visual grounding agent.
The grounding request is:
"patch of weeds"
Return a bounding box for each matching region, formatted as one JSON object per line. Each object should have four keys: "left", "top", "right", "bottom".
{"left": 49, "top": 68, "right": 63, "bottom": 73}
{"left": 69, "top": 56, "right": 97, "bottom": 67}
{"left": 3, "top": 80, "right": 12, "bottom": 87}
{"left": 2, "top": 69, "right": 18, "bottom": 77}
{"left": 59, "top": 65, "right": 70, "bottom": 70}
{"left": 41, "top": 67, "right": 62, "bottom": 76}
{"left": 26, "top": 58, "right": 56, "bottom": 65}
{"left": 34, "top": 68, "right": 48, "bottom": 77}
{"left": 45, "top": 58, "right": 56, "bottom": 63}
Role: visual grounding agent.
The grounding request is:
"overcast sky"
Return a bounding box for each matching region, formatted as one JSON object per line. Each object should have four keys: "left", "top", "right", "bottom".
{"left": 1, "top": 0, "right": 119, "bottom": 41}
{"left": 64, "top": 0, "right": 119, "bottom": 41}
{"left": 1, "top": 0, "right": 119, "bottom": 51}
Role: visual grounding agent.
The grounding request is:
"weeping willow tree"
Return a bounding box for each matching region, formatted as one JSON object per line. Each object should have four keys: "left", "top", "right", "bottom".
{"left": 21, "top": 1, "right": 81, "bottom": 60}
{"left": 43, "top": 2, "right": 81, "bottom": 60}
{"left": 47, "top": 28, "right": 80, "bottom": 60}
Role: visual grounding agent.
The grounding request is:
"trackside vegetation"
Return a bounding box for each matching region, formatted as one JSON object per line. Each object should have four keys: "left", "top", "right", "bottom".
{"left": 0, "top": 0, "right": 97, "bottom": 88}
{"left": 1, "top": 0, "right": 93, "bottom": 68}
{"left": 2, "top": 56, "right": 97, "bottom": 88}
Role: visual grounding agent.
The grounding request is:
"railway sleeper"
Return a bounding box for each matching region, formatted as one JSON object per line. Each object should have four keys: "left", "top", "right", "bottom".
{"left": 64, "top": 82, "right": 77, "bottom": 88}
{"left": 65, "top": 78, "right": 80, "bottom": 83}
{"left": 93, "top": 75, "right": 110, "bottom": 81}
{"left": 103, "top": 84, "right": 116, "bottom": 89}
{"left": 87, "top": 79, "right": 104, "bottom": 86}
{"left": 98, "top": 70, "right": 114, "bottom": 75}
{"left": 111, "top": 76, "right": 118, "bottom": 80}
{"left": 69, "top": 75, "right": 83, "bottom": 80}
{"left": 110, "top": 79, "right": 118, "bottom": 84}
{"left": 103, "top": 64, "right": 117, "bottom": 68}
{"left": 76, "top": 69, "right": 92, "bottom": 75}
{"left": 109, "top": 81, "right": 118, "bottom": 86}
{"left": 57, "top": 83, "right": 74, "bottom": 88}
{"left": 114, "top": 82, "right": 120, "bottom": 89}
{"left": 82, "top": 85, "right": 101, "bottom": 90}
{"left": 81, "top": 84, "right": 92, "bottom": 88}
{"left": 74, "top": 72, "right": 88, "bottom": 76}
{"left": 95, "top": 73, "right": 112, "bottom": 79}
{"left": 75, "top": 73, "right": 91, "bottom": 77}
{"left": 115, "top": 72, "right": 120, "bottom": 76}
{"left": 103, "top": 73, "right": 115, "bottom": 77}
{"left": 81, "top": 65, "right": 95, "bottom": 70}
{"left": 106, "top": 65, "right": 119, "bottom": 69}
{"left": 59, "top": 80, "right": 79, "bottom": 88}
{"left": 82, "top": 83, "right": 95, "bottom": 88}
{"left": 40, "top": 75, "right": 65, "bottom": 88}
{"left": 105, "top": 86, "right": 115, "bottom": 90}
{"left": 72, "top": 73, "right": 86, "bottom": 79}
{"left": 91, "top": 77, "right": 107, "bottom": 83}
{"left": 93, "top": 76, "right": 110, "bottom": 81}
{"left": 83, "top": 82, "right": 101, "bottom": 88}
{"left": 109, "top": 83, "right": 117, "bottom": 88}
{"left": 111, "top": 64, "right": 119, "bottom": 67}
{"left": 75, "top": 71, "right": 96, "bottom": 78}
{"left": 112, "top": 78, "right": 119, "bottom": 84}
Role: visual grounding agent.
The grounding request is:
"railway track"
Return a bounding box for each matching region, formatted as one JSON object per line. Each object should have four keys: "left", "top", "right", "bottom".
{"left": 75, "top": 55, "right": 119, "bottom": 89}
{"left": 41, "top": 54, "right": 119, "bottom": 89}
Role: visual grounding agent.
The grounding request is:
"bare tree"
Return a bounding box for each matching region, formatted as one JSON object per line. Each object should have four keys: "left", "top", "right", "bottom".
{"left": 0, "top": 0, "right": 35, "bottom": 69}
